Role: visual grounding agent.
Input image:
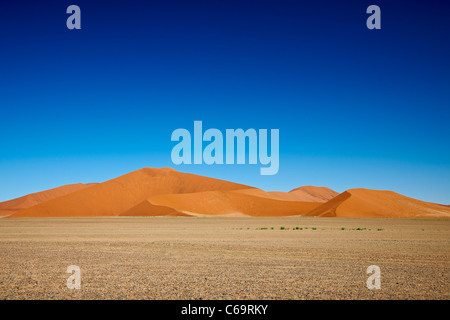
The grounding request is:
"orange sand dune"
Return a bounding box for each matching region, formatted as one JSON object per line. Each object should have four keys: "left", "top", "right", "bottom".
{"left": 290, "top": 186, "right": 339, "bottom": 202}
{"left": 0, "top": 183, "right": 96, "bottom": 217}
{"left": 269, "top": 186, "right": 339, "bottom": 202}
{"left": 305, "top": 188, "right": 450, "bottom": 218}
{"left": 121, "top": 190, "right": 322, "bottom": 217}
{"left": 234, "top": 186, "right": 338, "bottom": 202}
{"left": 9, "top": 168, "right": 253, "bottom": 218}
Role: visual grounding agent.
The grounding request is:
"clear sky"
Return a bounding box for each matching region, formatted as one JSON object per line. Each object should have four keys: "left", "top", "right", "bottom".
{"left": 1, "top": 0, "right": 449, "bottom": 204}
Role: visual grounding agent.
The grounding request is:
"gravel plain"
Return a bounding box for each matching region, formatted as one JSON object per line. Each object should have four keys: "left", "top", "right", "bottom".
{"left": 0, "top": 216, "right": 448, "bottom": 300}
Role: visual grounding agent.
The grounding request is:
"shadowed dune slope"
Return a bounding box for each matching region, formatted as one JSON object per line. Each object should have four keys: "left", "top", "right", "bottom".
{"left": 0, "top": 183, "right": 97, "bottom": 217}
{"left": 305, "top": 188, "right": 450, "bottom": 218}
{"left": 120, "top": 200, "right": 190, "bottom": 217}
{"left": 121, "top": 191, "right": 322, "bottom": 217}
{"left": 9, "top": 168, "right": 253, "bottom": 218}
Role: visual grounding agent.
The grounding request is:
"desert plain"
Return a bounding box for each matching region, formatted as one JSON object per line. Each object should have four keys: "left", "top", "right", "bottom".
{"left": 0, "top": 216, "right": 448, "bottom": 300}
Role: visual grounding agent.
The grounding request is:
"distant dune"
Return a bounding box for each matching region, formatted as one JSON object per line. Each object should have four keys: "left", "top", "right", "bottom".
{"left": 0, "top": 183, "right": 96, "bottom": 217}
{"left": 4, "top": 167, "right": 450, "bottom": 218}
{"left": 305, "top": 188, "right": 450, "bottom": 218}
{"left": 269, "top": 186, "right": 339, "bottom": 202}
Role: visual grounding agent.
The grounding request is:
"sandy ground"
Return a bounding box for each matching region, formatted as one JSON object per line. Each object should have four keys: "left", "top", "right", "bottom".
{"left": 0, "top": 217, "right": 448, "bottom": 300}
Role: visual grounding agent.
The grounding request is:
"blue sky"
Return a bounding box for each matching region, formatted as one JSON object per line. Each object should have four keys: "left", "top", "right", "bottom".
{"left": 1, "top": 0, "right": 449, "bottom": 204}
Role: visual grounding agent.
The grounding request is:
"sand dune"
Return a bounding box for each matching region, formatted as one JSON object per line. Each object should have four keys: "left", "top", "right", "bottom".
{"left": 233, "top": 186, "right": 338, "bottom": 203}
{"left": 290, "top": 186, "right": 339, "bottom": 202}
{"left": 9, "top": 168, "right": 253, "bottom": 218}
{"left": 269, "top": 186, "right": 339, "bottom": 202}
{"left": 4, "top": 168, "right": 449, "bottom": 218}
{"left": 305, "top": 188, "right": 450, "bottom": 218}
{"left": 0, "top": 183, "right": 96, "bottom": 217}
